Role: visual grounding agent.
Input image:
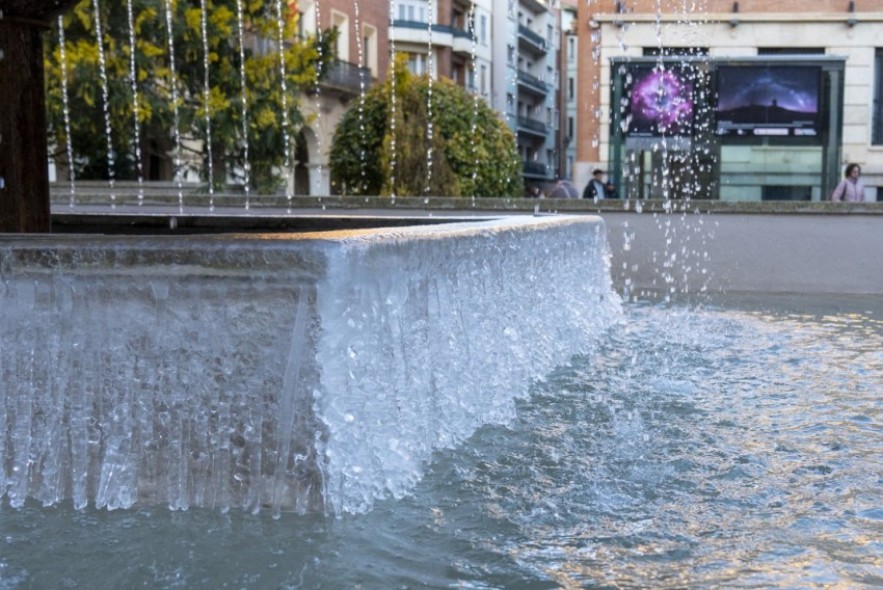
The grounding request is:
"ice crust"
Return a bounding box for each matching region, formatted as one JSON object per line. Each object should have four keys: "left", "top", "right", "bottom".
{"left": 0, "top": 216, "right": 621, "bottom": 514}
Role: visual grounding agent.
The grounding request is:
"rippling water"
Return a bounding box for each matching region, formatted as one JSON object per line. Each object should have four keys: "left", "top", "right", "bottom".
{"left": 2, "top": 296, "right": 882, "bottom": 589}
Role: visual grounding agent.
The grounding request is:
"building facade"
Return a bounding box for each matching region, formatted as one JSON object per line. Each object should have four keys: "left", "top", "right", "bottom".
{"left": 575, "top": 0, "right": 883, "bottom": 201}
{"left": 513, "top": 0, "right": 561, "bottom": 189}
{"left": 299, "top": 0, "right": 566, "bottom": 195}
{"left": 296, "top": 0, "right": 389, "bottom": 195}
{"left": 560, "top": 1, "right": 578, "bottom": 182}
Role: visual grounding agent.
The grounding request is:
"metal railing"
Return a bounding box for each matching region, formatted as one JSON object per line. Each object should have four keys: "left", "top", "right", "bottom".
{"left": 518, "top": 25, "right": 547, "bottom": 52}
{"left": 517, "top": 117, "right": 547, "bottom": 135}
{"left": 321, "top": 60, "right": 373, "bottom": 95}
{"left": 516, "top": 70, "right": 548, "bottom": 94}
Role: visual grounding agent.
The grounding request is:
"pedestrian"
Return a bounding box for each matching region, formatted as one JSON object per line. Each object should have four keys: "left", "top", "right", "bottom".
{"left": 829, "top": 163, "right": 865, "bottom": 202}
{"left": 582, "top": 168, "right": 618, "bottom": 200}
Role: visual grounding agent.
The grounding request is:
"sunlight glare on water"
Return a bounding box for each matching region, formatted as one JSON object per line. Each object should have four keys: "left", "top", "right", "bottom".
{"left": 1, "top": 296, "right": 881, "bottom": 589}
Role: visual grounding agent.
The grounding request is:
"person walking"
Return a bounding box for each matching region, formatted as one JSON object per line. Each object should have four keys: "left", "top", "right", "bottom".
{"left": 829, "top": 163, "right": 866, "bottom": 202}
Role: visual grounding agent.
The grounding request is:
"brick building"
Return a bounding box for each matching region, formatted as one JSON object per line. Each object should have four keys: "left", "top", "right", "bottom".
{"left": 575, "top": 0, "right": 883, "bottom": 201}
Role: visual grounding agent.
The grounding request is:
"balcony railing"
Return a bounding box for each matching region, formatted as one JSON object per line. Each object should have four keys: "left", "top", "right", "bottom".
{"left": 516, "top": 70, "right": 548, "bottom": 95}
{"left": 392, "top": 20, "right": 452, "bottom": 34}
{"left": 518, "top": 25, "right": 547, "bottom": 53}
{"left": 451, "top": 26, "right": 475, "bottom": 40}
{"left": 320, "top": 59, "right": 373, "bottom": 96}
{"left": 517, "top": 117, "right": 548, "bottom": 136}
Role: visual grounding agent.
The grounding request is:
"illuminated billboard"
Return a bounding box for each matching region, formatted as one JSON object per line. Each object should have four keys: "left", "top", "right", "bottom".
{"left": 715, "top": 65, "right": 821, "bottom": 137}
{"left": 623, "top": 64, "right": 696, "bottom": 137}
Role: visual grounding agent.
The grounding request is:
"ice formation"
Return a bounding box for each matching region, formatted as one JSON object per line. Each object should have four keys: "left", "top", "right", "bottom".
{"left": 0, "top": 216, "right": 621, "bottom": 514}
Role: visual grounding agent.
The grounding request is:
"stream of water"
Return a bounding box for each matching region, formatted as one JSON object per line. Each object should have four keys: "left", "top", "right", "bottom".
{"left": 1, "top": 294, "right": 881, "bottom": 589}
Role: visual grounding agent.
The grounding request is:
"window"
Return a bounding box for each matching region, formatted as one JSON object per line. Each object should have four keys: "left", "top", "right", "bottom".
{"left": 874, "top": 49, "right": 883, "bottom": 145}
{"left": 567, "top": 116, "right": 574, "bottom": 140}
{"left": 398, "top": 1, "right": 427, "bottom": 23}
{"left": 480, "top": 64, "right": 488, "bottom": 96}
{"left": 363, "top": 24, "right": 378, "bottom": 76}
{"left": 568, "top": 76, "right": 574, "bottom": 101}
{"left": 407, "top": 53, "right": 427, "bottom": 76}
{"left": 299, "top": 0, "right": 316, "bottom": 37}
{"left": 567, "top": 37, "right": 575, "bottom": 63}
{"left": 480, "top": 15, "right": 487, "bottom": 45}
{"left": 331, "top": 11, "right": 349, "bottom": 61}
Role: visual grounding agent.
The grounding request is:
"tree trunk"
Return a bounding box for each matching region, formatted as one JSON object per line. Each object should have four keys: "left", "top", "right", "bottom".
{"left": 0, "top": 16, "right": 51, "bottom": 233}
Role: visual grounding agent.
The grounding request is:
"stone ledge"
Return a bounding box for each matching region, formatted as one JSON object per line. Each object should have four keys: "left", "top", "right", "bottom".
{"left": 49, "top": 191, "right": 883, "bottom": 216}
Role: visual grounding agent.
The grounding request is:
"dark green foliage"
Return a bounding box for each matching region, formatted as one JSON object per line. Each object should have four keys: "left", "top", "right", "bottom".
{"left": 330, "top": 58, "right": 523, "bottom": 198}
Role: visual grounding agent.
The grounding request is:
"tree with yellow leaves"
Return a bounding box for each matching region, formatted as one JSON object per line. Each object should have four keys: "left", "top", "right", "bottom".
{"left": 45, "top": 0, "right": 335, "bottom": 193}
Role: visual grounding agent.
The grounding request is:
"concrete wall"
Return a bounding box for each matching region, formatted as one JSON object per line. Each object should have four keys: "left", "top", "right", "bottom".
{"left": 601, "top": 211, "right": 883, "bottom": 296}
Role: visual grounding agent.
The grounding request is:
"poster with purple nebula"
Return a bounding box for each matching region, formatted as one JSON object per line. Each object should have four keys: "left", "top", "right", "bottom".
{"left": 625, "top": 66, "right": 695, "bottom": 136}
{"left": 715, "top": 66, "right": 821, "bottom": 136}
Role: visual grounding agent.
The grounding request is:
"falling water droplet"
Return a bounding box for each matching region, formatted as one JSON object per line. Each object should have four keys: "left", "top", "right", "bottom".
{"left": 273, "top": 0, "right": 293, "bottom": 201}
{"left": 125, "top": 0, "right": 144, "bottom": 204}
{"left": 91, "top": 0, "right": 116, "bottom": 204}
{"left": 199, "top": 0, "right": 215, "bottom": 200}
{"left": 57, "top": 16, "right": 76, "bottom": 207}
{"left": 162, "top": 0, "right": 185, "bottom": 212}
{"left": 235, "top": 0, "right": 251, "bottom": 207}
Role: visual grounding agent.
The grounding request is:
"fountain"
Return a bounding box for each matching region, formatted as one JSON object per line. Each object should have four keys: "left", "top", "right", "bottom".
{"left": 3, "top": 4, "right": 883, "bottom": 589}
{"left": 0, "top": 216, "right": 621, "bottom": 515}
{"left": 0, "top": 0, "right": 621, "bottom": 517}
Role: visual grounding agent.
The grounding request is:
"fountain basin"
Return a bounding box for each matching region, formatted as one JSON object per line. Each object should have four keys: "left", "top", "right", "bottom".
{"left": 0, "top": 216, "right": 621, "bottom": 514}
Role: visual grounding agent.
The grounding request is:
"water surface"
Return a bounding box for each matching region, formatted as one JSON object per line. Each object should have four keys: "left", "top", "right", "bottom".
{"left": 2, "top": 296, "right": 881, "bottom": 589}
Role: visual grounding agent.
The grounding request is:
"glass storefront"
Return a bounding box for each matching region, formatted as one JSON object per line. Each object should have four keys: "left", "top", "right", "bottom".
{"left": 608, "top": 56, "right": 845, "bottom": 201}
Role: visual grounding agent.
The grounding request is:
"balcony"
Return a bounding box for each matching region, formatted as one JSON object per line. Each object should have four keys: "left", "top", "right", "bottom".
{"left": 451, "top": 26, "right": 476, "bottom": 56}
{"left": 391, "top": 20, "right": 455, "bottom": 48}
{"left": 520, "top": 0, "right": 550, "bottom": 15}
{"left": 516, "top": 70, "right": 548, "bottom": 97}
{"left": 517, "top": 117, "right": 548, "bottom": 138}
{"left": 518, "top": 25, "right": 547, "bottom": 55}
{"left": 319, "top": 60, "right": 374, "bottom": 99}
